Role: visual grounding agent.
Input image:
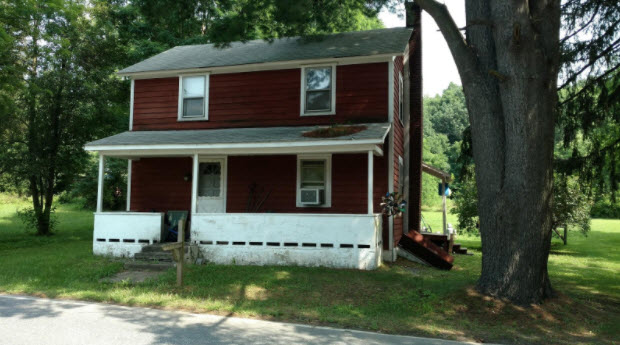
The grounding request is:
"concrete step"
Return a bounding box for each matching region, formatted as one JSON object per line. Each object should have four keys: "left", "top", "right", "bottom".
{"left": 141, "top": 242, "right": 194, "bottom": 253}
{"left": 134, "top": 252, "right": 174, "bottom": 262}
{"left": 124, "top": 261, "right": 175, "bottom": 271}
{"left": 140, "top": 244, "right": 166, "bottom": 253}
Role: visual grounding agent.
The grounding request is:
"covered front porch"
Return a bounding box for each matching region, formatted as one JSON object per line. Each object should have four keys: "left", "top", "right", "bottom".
{"left": 86, "top": 124, "right": 390, "bottom": 269}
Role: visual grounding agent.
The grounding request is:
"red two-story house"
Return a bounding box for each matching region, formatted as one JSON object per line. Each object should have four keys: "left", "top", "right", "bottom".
{"left": 85, "top": 16, "right": 423, "bottom": 269}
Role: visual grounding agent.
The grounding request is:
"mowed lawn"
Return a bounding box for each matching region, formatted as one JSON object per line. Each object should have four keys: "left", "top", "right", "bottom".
{"left": 0, "top": 194, "right": 618, "bottom": 345}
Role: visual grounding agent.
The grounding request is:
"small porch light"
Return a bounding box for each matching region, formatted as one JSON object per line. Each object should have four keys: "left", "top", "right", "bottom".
{"left": 184, "top": 173, "right": 191, "bottom": 182}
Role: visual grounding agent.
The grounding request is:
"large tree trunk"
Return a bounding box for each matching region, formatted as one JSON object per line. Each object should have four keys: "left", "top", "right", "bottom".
{"left": 415, "top": 0, "right": 560, "bottom": 304}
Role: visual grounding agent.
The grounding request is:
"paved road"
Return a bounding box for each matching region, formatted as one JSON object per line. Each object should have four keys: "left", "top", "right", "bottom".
{"left": 0, "top": 294, "right": 480, "bottom": 345}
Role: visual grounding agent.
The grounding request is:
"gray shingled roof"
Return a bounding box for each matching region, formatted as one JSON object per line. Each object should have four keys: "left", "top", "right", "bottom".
{"left": 118, "top": 28, "right": 412, "bottom": 75}
{"left": 85, "top": 123, "right": 390, "bottom": 148}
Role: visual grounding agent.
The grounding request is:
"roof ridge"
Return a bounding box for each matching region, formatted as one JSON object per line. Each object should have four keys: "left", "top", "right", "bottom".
{"left": 171, "top": 27, "right": 411, "bottom": 49}
{"left": 118, "top": 27, "right": 413, "bottom": 75}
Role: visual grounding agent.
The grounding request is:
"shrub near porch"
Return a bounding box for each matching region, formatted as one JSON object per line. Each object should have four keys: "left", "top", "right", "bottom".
{"left": 0, "top": 194, "right": 618, "bottom": 345}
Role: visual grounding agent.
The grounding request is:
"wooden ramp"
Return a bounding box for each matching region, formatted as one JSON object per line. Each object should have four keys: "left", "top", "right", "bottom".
{"left": 398, "top": 230, "right": 454, "bottom": 270}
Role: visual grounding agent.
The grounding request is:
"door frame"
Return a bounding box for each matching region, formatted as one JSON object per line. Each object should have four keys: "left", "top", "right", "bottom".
{"left": 196, "top": 156, "right": 227, "bottom": 213}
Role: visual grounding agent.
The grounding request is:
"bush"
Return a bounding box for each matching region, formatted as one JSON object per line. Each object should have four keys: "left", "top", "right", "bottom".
{"left": 17, "top": 206, "right": 58, "bottom": 234}
{"left": 453, "top": 166, "right": 479, "bottom": 235}
{"left": 590, "top": 199, "right": 620, "bottom": 219}
{"left": 454, "top": 170, "right": 592, "bottom": 237}
{"left": 68, "top": 154, "right": 127, "bottom": 211}
{"left": 553, "top": 175, "right": 592, "bottom": 236}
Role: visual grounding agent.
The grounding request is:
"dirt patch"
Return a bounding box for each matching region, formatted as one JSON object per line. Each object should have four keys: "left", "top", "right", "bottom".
{"left": 100, "top": 270, "right": 165, "bottom": 284}
{"left": 302, "top": 125, "right": 367, "bottom": 138}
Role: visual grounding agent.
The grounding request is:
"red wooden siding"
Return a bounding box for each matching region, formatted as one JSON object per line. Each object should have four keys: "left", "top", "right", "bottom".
{"left": 393, "top": 56, "right": 405, "bottom": 246}
{"left": 131, "top": 63, "right": 389, "bottom": 131}
{"left": 129, "top": 157, "right": 193, "bottom": 212}
{"left": 128, "top": 153, "right": 387, "bottom": 215}
{"left": 227, "top": 152, "right": 387, "bottom": 214}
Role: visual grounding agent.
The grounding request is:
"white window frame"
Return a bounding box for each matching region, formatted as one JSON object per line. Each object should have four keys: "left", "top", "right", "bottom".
{"left": 296, "top": 154, "right": 332, "bottom": 207}
{"left": 300, "top": 64, "right": 336, "bottom": 116}
{"left": 398, "top": 72, "right": 404, "bottom": 124}
{"left": 178, "top": 73, "right": 209, "bottom": 121}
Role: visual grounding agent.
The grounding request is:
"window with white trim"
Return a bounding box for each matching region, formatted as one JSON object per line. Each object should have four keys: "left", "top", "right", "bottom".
{"left": 296, "top": 155, "right": 332, "bottom": 207}
{"left": 301, "top": 65, "right": 336, "bottom": 116}
{"left": 398, "top": 72, "right": 404, "bottom": 123}
{"left": 178, "top": 75, "right": 209, "bottom": 120}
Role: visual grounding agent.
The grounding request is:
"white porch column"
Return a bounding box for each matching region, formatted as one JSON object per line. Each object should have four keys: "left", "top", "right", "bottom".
{"left": 96, "top": 154, "right": 105, "bottom": 213}
{"left": 191, "top": 154, "right": 199, "bottom": 214}
{"left": 126, "top": 159, "right": 132, "bottom": 211}
{"left": 442, "top": 178, "right": 447, "bottom": 235}
{"left": 367, "top": 150, "right": 374, "bottom": 215}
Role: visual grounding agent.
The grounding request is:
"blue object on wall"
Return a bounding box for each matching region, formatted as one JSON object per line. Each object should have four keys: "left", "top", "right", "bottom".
{"left": 438, "top": 183, "right": 451, "bottom": 196}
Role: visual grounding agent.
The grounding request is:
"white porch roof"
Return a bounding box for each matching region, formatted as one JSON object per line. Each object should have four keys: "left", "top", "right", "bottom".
{"left": 85, "top": 123, "right": 389, "bottom": 158}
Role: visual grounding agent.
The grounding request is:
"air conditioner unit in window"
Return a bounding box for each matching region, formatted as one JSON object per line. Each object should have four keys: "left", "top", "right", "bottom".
{"left": 300, "top": 188, "right": 324, "bottom": 205}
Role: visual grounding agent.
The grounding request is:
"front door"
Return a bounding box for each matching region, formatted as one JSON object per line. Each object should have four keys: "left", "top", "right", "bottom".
{"left": 197, "top": 158, "right": 226, "bottom": 213}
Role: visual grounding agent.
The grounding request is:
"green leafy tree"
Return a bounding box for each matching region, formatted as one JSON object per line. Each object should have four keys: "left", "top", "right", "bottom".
{"left": 453, "top": 165, "right": 478, "bottom": 235}
{"left": 556, "top": 0, "right": 620, "bottom": 216}
{"left": 552, "top": 175, "right": 592, "bottom": 236}
{"left": 455, "top": 171, "right": 593, "bottom": 238}
{"left": 424, "top": 83, "right": 468, "bottom": 144}
{"left": 421, "top": 83, "right": 467, "bottom": 209}
{"left": 67, "top": 155, "right": 127, "bottom": 211}
{"left": 0, "top": 1, "right": 127, "bottom": 235}
{"left": 103, "top": 0, "right": 384, "bottom": 65}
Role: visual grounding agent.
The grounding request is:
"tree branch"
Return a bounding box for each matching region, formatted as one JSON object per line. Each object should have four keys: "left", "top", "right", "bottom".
{"left": 559, "top": 63, "right": 620, "bottom": 106}
{"left": 458, "top": 20, "right": 493, "bottom": 31}
{"left": 560, "top": 3, "right": 600, "bottom": 45}
{"left": 555, "top": 137, "right": 620, "bottom": 169}
{"left": 559, "top": 37, "right": 620, "bottom": 91}
{"left": 414, "top": 0, "right": 478, "bottom": 81}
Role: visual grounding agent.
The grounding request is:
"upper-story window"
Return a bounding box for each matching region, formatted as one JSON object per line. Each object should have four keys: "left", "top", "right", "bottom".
{"left": 178, "top": 74, "right": 209, "bottom": 121}
{"left": 398, "top": 72, "right": 404, "bottom": 123}
{"left": 300, "top": 65, "right": 336, "bottom": 116}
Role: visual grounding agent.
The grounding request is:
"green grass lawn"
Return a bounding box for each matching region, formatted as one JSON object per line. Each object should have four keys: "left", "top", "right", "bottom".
{"left": 1, "top": 194, "right": 618, "bottom": 344}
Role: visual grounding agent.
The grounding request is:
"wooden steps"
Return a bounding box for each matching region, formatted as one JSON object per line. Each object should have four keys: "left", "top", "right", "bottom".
{"left": 421, "top": 233, "right": 471, "bottom": 255}
{"left": 398, "top": 230, "right": 454, "bottom": 270}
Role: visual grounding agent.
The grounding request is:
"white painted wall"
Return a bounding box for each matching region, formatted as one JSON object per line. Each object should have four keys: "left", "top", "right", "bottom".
{"left": 191, "top": 213, "right": 383, "bottom": 270}
{"left": 93, "top": 212, "right": 164, "bottom": 257}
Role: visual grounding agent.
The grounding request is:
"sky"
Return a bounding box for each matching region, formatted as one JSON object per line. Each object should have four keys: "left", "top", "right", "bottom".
{"left": 379, "top": 1, "right": 466, "bottom": 97}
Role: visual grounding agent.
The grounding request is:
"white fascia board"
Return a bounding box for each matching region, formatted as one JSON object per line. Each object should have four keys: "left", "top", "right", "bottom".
{"left": 85, "top": 143, "right": 385, "bottom": 158}
{"left": 380, "top": 123, "right": 392, "bottom": 142}
{"left": 85, "top": 137, "right": 383, "bottom": 151}
{"left": 119, "top": 54, "right": 398, "bottom": 79}
{"left": 84, "top": 125, "right": 392, "bottom": 152}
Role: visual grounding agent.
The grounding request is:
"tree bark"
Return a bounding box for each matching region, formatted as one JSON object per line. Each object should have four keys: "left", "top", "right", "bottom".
{"left": 415, "top": 0, "right": 560, "bottom": 304}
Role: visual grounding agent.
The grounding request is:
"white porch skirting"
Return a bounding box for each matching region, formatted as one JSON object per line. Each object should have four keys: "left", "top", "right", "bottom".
{"left": 93, "top": 212, "right": 164, "bottom": 257}
{"left": 191, "top": 213, "right": 383, "bottom": 270}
